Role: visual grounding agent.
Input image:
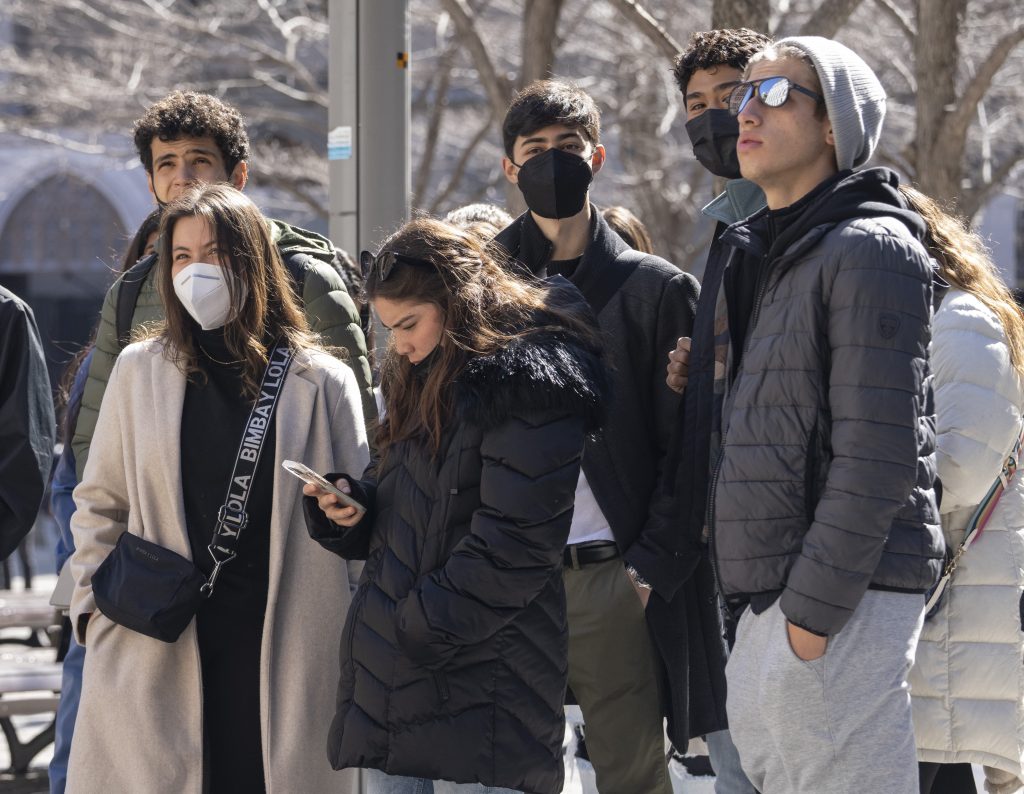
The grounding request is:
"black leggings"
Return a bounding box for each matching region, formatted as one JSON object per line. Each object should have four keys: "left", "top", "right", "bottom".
{"left": 919, "top": 762, "right": 977, "bottom": 794}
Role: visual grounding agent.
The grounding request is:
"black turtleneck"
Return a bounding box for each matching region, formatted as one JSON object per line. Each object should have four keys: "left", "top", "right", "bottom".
{"left": 726, "top": 172, "right": 848, "bottom": 375}
{"left": 763, "top": 171, "right": 846, "bottom": 254}
{"left": 181, "top": 326, "right": 274, "bottom": 794}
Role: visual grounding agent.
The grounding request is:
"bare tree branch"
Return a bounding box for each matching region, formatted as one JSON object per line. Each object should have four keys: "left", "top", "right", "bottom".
{"left": 872, "top": 0, "right": 916, "bottom": 40}
{"left": 943, "top": 23, "right": 1024, "bottom": 149}
{"left": 414, "top": 43, "right": 457, "bottom": 203}
{"left": 963, "top": 144, "right": 1024, "bottom": 218}
{"left": 260, "top": 175, "right": 328, "bottom": 220}
{"left": 799, "top": 0, "right": 865, "bottom": 38}
{"left": 603, "top": 0, "right": 683, "bottom": 61}
{"left": 0, "top": 123, "right": 112, "bottom": 155}
{"left": 428, "top": 111, "right": 497, "bottom": 214}
{"left": 438, "top": 0, "right": 513, "bottom": 119}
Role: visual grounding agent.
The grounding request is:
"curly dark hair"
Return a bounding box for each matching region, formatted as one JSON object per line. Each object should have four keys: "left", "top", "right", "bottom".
{"left": 133, "top": 91, "right": 250, "bottom": 175}
{"left": 502, "top": 80, "right": 601, "bottom": 158}
{"left": 672, "top": 28, "right": 773, "bottom": 96}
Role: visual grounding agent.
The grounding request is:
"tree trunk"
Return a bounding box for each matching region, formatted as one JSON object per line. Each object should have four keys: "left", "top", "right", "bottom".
{"left": 913, "top": 0, "right": 966, "bottom": 206}
{"left": 603, "top": 0, "right": 683, "bottom": 61}
{"left": 711, "top": 0, "right": 769, "bottom": 35}
{"left": 519, "top": 0, "right": 564, "bottom": 87}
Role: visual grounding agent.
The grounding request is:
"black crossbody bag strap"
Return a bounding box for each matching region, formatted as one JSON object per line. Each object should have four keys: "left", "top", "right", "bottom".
{"left": 200, "top": 340, "right": 294, "bottom": 597}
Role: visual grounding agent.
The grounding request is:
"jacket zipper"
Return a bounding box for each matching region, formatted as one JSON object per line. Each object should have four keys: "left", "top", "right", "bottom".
{"left": 345, "top": 586, "right": 367, "bottom": 665}
{"left": 706, "top": 255, "right": 773, "bottom": 605}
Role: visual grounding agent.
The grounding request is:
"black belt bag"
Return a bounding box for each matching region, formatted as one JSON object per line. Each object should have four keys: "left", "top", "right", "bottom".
{"left": 90, "top": 342, "right": 293, "bottom": 643}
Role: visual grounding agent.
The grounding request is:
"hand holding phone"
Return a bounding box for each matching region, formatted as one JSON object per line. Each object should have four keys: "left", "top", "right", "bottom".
{"left": 282, "top": 460, "right": 367, "bottom": 516}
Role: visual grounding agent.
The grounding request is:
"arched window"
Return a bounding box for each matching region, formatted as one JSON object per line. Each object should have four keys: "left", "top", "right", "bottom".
{"left": 0, "top": 173, "right": 127, "bottom": 275}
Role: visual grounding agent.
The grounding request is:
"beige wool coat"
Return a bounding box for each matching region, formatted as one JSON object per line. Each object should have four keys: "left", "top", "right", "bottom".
{"left": 67, "top": 339, "right": 369, "bottom": 794}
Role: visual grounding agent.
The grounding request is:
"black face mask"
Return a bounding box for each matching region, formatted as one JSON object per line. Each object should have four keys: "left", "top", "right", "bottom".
{"left": 684, "top": 108, "right": 742, "bottom": 179}
{"left": 512, "top": 148, "right": 594, "bottom": 219}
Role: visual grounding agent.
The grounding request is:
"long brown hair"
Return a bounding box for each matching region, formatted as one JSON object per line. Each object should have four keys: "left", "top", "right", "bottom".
{"left": 154, "top": 183, "right": 314, "bottom": 397}
{"left": 602, "top": 206, "right": 654, "bottom": 254}
{"left": 901, "top": 185, "right": 1024, "bottom": 377}
{"left": 367, "top": 217, "right": 598, "bottom": 457}
{"left": 121, "top": 208, "right": 162, "bottom": 272}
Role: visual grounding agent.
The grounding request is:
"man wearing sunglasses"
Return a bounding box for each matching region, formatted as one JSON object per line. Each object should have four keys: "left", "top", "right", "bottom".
{"left": 699, "top": 37, "right": 942, "bottom": 794}
{"left": 492, "top": 80, "right": 705, "bottom": 794}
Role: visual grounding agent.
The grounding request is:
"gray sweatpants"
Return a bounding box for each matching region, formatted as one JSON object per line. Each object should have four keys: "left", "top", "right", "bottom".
{"left": 725, "top": 590, "right": 924, "bottom": 794}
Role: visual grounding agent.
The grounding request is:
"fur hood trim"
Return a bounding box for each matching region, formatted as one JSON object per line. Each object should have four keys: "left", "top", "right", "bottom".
{"left": 455, "top": 328, "right": 606, "bottom": 433}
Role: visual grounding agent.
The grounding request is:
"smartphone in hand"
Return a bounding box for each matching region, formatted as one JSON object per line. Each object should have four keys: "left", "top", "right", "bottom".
{"left": 282, "top": 460, "right": 367, "bottom": 514}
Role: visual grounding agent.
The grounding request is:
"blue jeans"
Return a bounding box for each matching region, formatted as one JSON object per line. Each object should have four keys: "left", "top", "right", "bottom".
{"left": 48, "top": 636, "right": 85, "bottom": 794}
{"left": 364, "top": 769, "right": 519, "bottom": 794}
{"left": 706, "top": 729, "right": 757, "bottom": 794}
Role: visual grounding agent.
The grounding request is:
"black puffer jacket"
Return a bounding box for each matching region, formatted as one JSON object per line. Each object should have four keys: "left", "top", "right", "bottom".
{"left": 710, "top": 168, "right": 943, "bottom": 637}
{"left": 305, "top": 301, "right": 605, "bottom": 794}
{"left": 0, "top": 286, "right": 55, "bottom": 559}
{"left": 494, "top": 210, "right": 729, "bottom": 746}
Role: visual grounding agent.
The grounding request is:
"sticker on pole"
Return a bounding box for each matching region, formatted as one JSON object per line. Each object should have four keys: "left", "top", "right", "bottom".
{"left": 328, "top": 126, "right": 353, "bottom": 161}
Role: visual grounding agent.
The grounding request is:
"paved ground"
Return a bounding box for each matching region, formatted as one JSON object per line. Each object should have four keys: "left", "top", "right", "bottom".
{"left": 0, "top": 575, "right": 57, "bottom": 793}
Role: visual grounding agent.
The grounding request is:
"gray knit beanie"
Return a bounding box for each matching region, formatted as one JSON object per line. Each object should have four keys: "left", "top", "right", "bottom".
{"left": 775, "top": 36, "right": 886, "bottom": 170}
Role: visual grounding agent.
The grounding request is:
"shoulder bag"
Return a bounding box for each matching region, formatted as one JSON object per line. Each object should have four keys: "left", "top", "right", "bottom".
{"left": 90, "top": 342, "right": 293, "bottom": 642}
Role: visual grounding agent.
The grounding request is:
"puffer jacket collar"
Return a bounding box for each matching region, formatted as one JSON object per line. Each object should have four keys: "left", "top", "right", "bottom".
{"left": 722, "top": 167, "right": 927, "bottom": 271}
{"left": 454, "top": 277, "right": 604, "bottom": 432}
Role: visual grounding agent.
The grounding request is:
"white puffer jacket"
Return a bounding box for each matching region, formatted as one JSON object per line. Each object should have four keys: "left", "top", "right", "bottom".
{"left": 910, "top": 288, "right": 1024, "bottom": 777}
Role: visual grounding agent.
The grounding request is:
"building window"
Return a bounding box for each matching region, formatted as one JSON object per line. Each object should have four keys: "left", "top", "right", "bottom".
{"left": 0, "top": 173, "right": 126, "bottom": 274}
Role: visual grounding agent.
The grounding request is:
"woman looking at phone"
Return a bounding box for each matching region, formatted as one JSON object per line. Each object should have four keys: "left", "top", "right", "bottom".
{"left": 67, "top": 184, "right": 369, "bottom": 794}
{"left": 303, "top": 218, "right": 606, "bottom": 794}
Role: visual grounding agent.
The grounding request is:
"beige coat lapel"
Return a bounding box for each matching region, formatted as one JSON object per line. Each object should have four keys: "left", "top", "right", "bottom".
{"left": 151, "top": 349, "right": 191, "bottom": 558}
{"left": 266, "top": 360, "right": 319, "bottom": 613}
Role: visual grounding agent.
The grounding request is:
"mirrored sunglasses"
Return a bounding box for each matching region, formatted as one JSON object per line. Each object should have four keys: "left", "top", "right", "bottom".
{"left": 728, "top": 76, "right": 824, "bottom": 116}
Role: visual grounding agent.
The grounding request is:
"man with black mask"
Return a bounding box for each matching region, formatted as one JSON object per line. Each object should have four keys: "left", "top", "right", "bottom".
{"left": 493, "top": 80, "right": 720, "bottom": 794}
{"left": 665, "top": 28, "right": 771, "bottom": 794}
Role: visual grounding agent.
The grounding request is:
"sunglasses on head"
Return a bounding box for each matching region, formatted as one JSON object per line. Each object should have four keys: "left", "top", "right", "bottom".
{"left": 728, "top": 76, "right": 824, "bottom": 116}
{"left": 359, "top": 249, "right": 435, "bottom": 282}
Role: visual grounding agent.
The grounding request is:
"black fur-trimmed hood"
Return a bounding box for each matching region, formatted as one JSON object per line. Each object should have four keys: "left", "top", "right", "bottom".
{"left": 455, "top": 324, "right": 606, "bottom": 433}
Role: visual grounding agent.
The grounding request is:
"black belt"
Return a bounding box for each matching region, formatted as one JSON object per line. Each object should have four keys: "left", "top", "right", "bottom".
{"left": 563, "top": 541, "right": 620, "bottom": 569}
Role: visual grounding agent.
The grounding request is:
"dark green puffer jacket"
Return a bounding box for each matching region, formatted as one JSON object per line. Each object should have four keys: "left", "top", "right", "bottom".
{"left": 72, "top": 220, "right": 375, "bottom": 479}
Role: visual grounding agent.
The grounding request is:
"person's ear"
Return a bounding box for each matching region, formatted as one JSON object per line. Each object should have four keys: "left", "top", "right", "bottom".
{"left": 146, "top": 171, "right": 157, "bottom": 201}
{"left": 501, "top": 157, "right": 519, "bottom": 185}
{"left": 230, "top": 161, "right": 248, "bottom": 190}
{"left": 590, "top": 144, "right": 607, "bottom": 176}
{"left": 825, "top": 123, "right": 835, "bottom": 147}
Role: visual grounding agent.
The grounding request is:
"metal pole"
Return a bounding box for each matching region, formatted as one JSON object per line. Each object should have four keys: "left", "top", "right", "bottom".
{"left": 328, "top": 0, "right": 410, "bottom": 258}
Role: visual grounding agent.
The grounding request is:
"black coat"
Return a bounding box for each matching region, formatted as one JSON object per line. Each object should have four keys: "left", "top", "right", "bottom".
{"left": 492, "top": 210, "right": 729, "bottom": 746}
{"left": 0, "top": 286, "right": 55, "bottom": 559}
{"left": 305, "top": 312, "right": 605, "bottom": 794}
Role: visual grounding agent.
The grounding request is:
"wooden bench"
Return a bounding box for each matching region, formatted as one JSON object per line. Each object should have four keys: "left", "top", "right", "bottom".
{"left": 0, "top": 592, "right": 65, "bottom": 776}
{"left": 0, "top": 593, "right": 62, "bottom": 648}
{"left": 0, "top": 655, "right": 62, "bottom": 774}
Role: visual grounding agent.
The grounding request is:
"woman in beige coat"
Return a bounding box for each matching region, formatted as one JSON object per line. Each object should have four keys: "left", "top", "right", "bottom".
{"left": 67, "top": 184, "right": 369, "bottom": 793}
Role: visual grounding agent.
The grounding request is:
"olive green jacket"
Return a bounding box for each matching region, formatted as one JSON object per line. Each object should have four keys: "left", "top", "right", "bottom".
{"left": 72, "top": 220, "right": 375, "bottom": 479}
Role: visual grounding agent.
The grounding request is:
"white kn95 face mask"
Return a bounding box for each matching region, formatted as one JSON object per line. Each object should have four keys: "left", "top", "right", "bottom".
{"left": 172, "top": 262, "right": 248, "bottom": 330}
